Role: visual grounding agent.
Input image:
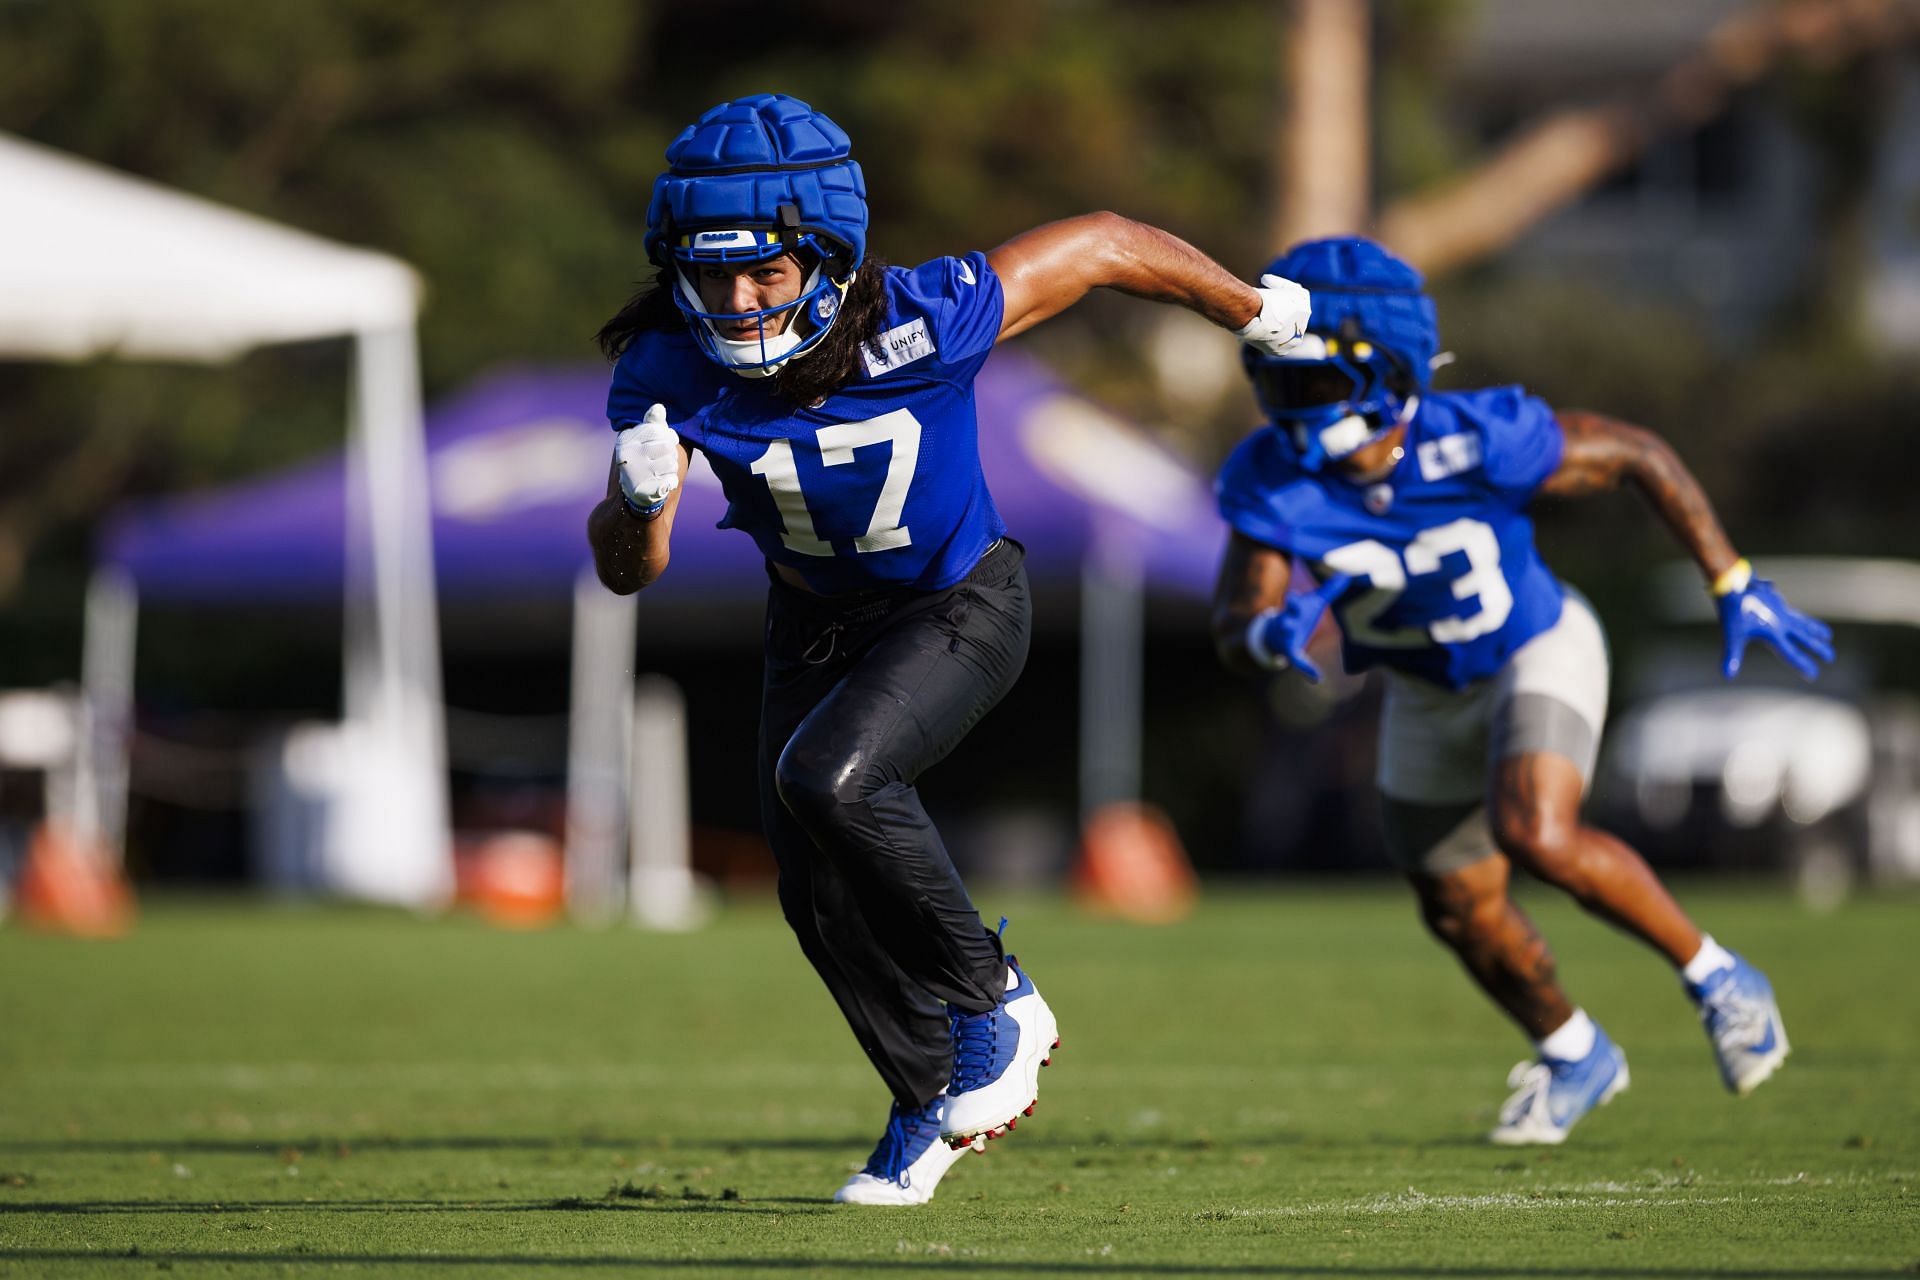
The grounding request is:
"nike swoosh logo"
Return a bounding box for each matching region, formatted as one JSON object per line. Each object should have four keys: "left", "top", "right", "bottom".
{"left": 1741, "top": 597, "right": 1779, "bottom": 627}
{"left": 957, "top": 259, "right": 976, "bottom": 285}
{"left": 1747, "top": 1022, "right": 1776, "bottom": 1055}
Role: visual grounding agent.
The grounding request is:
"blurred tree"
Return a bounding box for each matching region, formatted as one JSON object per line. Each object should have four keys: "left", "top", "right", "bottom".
{"left": 1274, "top": 0, "right": 1371, "bottom": 248}
{"left": 1375, "top": 0, "right": 1920, "bottom": 275}
{"left": 0, "top": 0, "right": 653, "bottom": 615}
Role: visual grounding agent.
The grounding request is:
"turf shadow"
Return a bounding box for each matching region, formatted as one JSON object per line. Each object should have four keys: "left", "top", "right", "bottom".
{"left": 0, "top": 1248, "right": 1899, "bottom": 1276}
{"left": 0, "top": 1197, "right": 824, "bottom": 1216}
{"left": 0, "top": 1134, "right": 865, "bottom": 1155}
{"left": 0, "top": 1130, "right": 1313, "bottom": 1157}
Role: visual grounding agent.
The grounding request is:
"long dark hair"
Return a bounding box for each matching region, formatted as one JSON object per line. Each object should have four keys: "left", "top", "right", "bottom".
{"left": 595, "top": 258, "right": 892, "bottom": 407}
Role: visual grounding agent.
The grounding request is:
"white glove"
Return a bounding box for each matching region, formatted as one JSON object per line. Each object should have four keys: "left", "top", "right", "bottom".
{"left": 1233, "top": 273, "right": 1313, "bottom": 356}
{"left": 614, "top": 403, "right": 681, "bottom": 518}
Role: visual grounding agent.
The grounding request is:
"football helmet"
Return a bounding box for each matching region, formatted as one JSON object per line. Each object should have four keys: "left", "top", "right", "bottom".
{"left": 644, "top": 93, "right": 869, "bottom": 377}
{"left": 1243, "top": 237, "right": 1438, "bottom": 472}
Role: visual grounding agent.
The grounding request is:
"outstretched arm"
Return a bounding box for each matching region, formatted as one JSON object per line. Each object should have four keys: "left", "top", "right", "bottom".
{"left": 1539, "top": 409, "right": 1741, "bottom": 585}
{"left": 1540, "top": 409, "right": 1832, "bottom": 679}
{"left": 986, "top": 212, "right": 1304, "bottom": 346}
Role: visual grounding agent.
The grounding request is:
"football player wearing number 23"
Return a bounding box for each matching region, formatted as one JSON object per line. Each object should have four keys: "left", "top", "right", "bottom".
{"left": 1212, "top": 237, "right": 1834, "bottom": 1146}
{"left": 585, "top": 94, "right": 1313, "bottom": 1204}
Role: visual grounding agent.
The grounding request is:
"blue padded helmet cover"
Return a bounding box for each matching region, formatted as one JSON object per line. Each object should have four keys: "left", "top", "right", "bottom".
{"left": 1261, "top": 237, "right": 1438, "bottom": 388}
{"left": 644, "top": 93, "right": 868, "bottom": 270}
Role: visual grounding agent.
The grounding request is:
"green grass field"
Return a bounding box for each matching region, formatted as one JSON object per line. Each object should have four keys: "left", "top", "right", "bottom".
{"left": 0, "top": 882, "right": 1914, "bottom": 1277}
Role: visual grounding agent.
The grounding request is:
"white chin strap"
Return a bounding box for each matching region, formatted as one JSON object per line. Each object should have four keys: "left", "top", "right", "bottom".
{"left": 676, "top": 260, "right": 827, "bottom": 379}
{"left": 1315, "top": 395, "right": 1420, "bottom": 462}
{"left": 712, "top": 327, "right": 804, "bottom": 378}
{"left": 1315, "top": 413, "right": 1376, "bottom": 460}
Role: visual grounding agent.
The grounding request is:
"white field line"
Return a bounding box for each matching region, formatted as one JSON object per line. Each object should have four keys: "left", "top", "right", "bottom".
{"left": 1196, "top": 1189, "right": 1753, "bottom": 1218}
{"left": 1192, "top": 1171, "right": 1918, "bottom": 1220}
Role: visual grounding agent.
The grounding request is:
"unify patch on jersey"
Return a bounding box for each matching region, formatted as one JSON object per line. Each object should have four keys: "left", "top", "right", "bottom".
{"left": 1417, "top": 432, "right": 1483, "bottom": 482}
{"left": 863, "top": 317, "right": 937, "bottom": 377}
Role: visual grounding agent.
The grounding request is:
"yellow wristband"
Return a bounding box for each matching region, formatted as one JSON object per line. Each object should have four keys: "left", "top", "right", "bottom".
{"left": 1710, "top": 558, "right": 1752, "bottom": 597}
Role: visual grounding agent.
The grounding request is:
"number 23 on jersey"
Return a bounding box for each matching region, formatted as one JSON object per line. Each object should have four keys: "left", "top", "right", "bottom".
{"left": 1319, "top": 517, "right": 1513, "bottom": 647}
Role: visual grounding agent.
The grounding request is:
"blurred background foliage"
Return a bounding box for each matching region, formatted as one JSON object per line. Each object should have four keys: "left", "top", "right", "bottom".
{"left": 0, "top": 0, "right": 1912, "bottom": 774}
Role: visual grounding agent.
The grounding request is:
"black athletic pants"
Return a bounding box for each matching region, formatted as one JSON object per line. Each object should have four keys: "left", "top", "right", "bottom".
{"left": 757, "top": 538, "right": 1032, "bottom": 1110}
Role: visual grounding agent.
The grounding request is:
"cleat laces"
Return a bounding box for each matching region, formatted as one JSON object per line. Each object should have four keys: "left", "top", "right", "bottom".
{"left": 948, "top": 1006, "right": 1001, "bottom": 1093}
{"left": 863, "top": 1102, "right": 937, "bottom": 1186}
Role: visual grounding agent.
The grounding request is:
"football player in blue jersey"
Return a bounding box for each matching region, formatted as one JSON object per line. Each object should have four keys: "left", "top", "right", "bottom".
{"left": 1212, "top": 237, "right": 1832, "bottom": 1146}
{"left": 585, "top": 93, "right": 1313, "bottom": 1203}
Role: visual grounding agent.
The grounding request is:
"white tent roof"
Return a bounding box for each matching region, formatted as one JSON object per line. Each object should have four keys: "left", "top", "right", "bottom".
{"left": 6, "top": 132, "right": 448, "bottom": 909}
{"left": 0, "top": 131, "right": 419, "bottom": 362}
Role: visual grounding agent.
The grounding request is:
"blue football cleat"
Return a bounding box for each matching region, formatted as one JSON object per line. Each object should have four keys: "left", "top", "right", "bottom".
{"left": 940, "top": 957, "right": 1059, "bottom": 1148}
{"left": 1687, "top": 953, "right": 1790, "bottom": 1096}
{"left": 834, "top": 1094, "right": 984, "bottom": 1205}
{"left": 1489, "top": 1025, "right": 1630, "bottom": 1146}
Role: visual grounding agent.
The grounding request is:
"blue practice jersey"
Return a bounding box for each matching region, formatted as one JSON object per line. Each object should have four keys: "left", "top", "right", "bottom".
{"left": 608, "top": 254, "right": 1008, "bottom": 594}
{"left": 1216, "top": 387, "right": 1568, "bottom": 690}
{"left": 606, "top": 325, "right": 735, "bottom": 425}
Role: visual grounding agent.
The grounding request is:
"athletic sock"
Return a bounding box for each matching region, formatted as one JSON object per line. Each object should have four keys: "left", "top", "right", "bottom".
{"left": 1681, "top": 935, "right": 1736, "bottom": 985}
{"left": 1535, "top": 1008, "right": 1597, "bottom": 1062}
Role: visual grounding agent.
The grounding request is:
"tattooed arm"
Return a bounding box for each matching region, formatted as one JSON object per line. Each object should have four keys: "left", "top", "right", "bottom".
{"left": 1538, "top": 410, "right": 1741, "bottom": 586}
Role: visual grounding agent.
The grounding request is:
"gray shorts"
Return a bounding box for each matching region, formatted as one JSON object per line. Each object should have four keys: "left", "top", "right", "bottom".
{"left": 1377, "top": 592, "right": 1609, "bottom": 875}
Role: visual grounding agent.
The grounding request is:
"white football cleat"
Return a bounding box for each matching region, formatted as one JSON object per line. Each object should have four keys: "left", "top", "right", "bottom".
{"left": 940, "top": 957, "right": 1058, "bottom": 1148}
{"left": 1687, "top": 952, "right": 1789, "bottom": 1096}
{"left": 834, "top": 1093, "right": 984, "bottom": 1206}
{"left": 1489, "top": 1025, "right": 1630, "bottom": 1146}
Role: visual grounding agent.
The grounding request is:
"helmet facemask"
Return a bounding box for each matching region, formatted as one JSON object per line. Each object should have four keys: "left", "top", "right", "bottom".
{"left": 667, "top": 221, "right": 854, "bottom": 379}
{"left": 1247, "top": 318, "right": 1420, "bottom": 473}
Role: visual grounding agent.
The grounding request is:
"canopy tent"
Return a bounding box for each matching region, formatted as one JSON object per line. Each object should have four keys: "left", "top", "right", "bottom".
{"left": 0, "top": 131, "right": 449, "bottom": 908}
{"left": 103, "top": 354, "right": 1224, "bottom": 606}
{"left": 101, "top": 355, "right": 1227, "bottom": 911}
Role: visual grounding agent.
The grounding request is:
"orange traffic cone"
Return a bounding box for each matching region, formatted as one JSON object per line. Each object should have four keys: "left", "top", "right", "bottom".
{"left": 15, "top": 821, "right": 135, "bottom": 938}
{"left": 453, "top": 831, "right": 565, "bottom": 929}
{"left": 1070, "top": 802, "right": 1198, "bottom": 924}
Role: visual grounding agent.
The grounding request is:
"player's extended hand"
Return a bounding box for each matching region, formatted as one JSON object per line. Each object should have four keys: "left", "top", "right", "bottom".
{"left": 1716, "top": 563, "right": 1834, "bottom": 681}
{"left": 1234, "top": 273, "right": 1313, "bottom": 357}
{"left": 1248, "top": 573, "right": 1353, "bottom": 682}
{"left": 614, "top": 403, "right": 681, "bottom": 519}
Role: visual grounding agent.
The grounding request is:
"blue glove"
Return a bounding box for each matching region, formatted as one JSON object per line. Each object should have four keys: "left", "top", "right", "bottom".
{"left": 1715, "top": 560, "right": 1834, "bottom": 681}
{"left": 1249, "top": 573, "right": 1352, "bottom": 682}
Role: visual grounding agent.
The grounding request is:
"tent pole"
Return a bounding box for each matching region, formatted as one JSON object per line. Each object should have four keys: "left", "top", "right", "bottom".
{"left": 1079, "top": 526, "right": 1145, "bottom": 818}
{"left": 629, "top": 674, "right": 705, "bottom": 930}
{"left": 340, "top": 325, "right": 452, "bottom": 907}
{"left": 74, "top": 567, "right": 138, "bottom": 865}
{"left": 565, "top": 569, "right": 638, "bottom": 926}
